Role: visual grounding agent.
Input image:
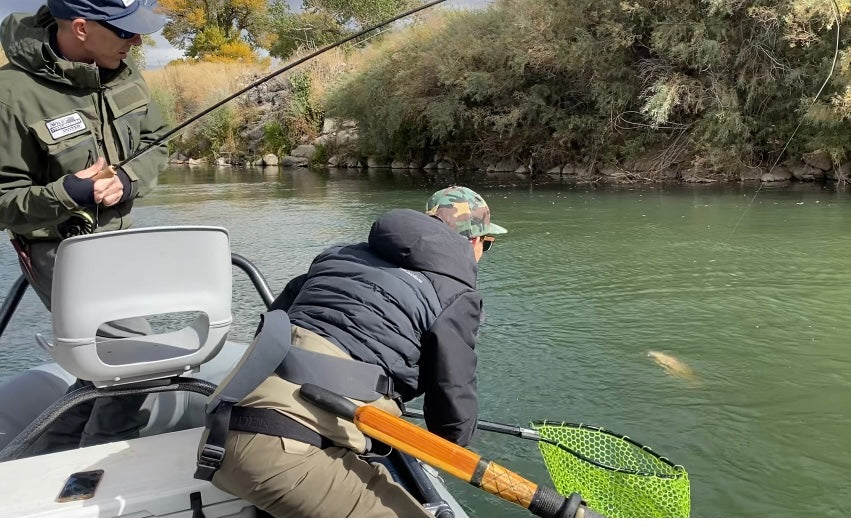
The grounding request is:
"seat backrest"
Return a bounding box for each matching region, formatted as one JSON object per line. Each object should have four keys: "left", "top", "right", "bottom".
{"left": 50, "top": 226, "right": 233, "bottom": 387}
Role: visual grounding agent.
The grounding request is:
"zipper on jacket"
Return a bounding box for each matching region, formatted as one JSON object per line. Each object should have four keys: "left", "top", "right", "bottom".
{"left": 97, "top": 86, "right": 110, "bottom": 165}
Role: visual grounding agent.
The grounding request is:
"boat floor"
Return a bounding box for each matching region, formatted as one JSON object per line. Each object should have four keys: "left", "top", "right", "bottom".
{"left": 0, "top": 427, "right": 254, "bottom": 517}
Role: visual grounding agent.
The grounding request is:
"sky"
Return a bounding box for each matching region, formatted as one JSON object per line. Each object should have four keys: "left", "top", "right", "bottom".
{"left": 0, "top": 0, "right": 489, "bottom": 69}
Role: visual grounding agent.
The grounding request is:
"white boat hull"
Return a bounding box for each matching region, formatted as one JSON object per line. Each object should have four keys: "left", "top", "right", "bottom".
{"left": 0, "top": 342, "right": 466, "bottom": 518}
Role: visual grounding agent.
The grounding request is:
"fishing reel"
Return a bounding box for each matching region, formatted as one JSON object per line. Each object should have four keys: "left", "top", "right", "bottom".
{"left": 55, "top": 210, "right": 96, "bottom": 239}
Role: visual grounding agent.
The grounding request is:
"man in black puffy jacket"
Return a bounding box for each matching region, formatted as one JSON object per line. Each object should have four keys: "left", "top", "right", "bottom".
{"left": 203, "top": 186, "right": 506, "bottom": 517}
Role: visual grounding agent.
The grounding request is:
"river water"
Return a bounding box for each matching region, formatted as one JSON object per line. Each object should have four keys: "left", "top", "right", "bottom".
{"left": 1, "top": 165, "right": 849, "bottom": 518}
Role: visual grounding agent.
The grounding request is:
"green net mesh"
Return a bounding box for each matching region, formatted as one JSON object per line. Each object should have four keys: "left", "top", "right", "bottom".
{"left": 531, "top": 421, "right": 690, "bottom": 518}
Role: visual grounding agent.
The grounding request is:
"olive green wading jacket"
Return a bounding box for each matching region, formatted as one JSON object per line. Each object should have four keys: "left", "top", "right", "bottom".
{"left": 0, "top": 6, "right": 168, "bottom": 241}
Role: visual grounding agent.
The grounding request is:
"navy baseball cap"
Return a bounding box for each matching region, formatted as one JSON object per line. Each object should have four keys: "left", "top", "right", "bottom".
{"left": 47, "top": 0, "right": 167, "bottom": 35}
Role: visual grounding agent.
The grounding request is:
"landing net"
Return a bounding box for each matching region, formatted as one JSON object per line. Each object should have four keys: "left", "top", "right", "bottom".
{"left": 531, "top": 421, "right": 690, "bottom": 518}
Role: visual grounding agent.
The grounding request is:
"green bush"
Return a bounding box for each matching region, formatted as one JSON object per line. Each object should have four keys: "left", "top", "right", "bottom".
{"left": 196, "top": 105, "right": 241, "bottom": 159}
{"left": 323, "top": 0, "right": 851, "bottom": 175}
{"left": 263, "top": 121, "right": 292, "bottom": 158}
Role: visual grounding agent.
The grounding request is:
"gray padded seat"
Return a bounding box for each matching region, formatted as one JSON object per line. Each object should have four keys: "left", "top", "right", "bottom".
{"left": 0, "top": 226, "right": 237, "bottom": 451}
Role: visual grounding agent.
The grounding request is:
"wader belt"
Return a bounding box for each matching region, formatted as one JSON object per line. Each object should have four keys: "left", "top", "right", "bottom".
{"left": 275, "top": 345, "right": 395, "bottom": 402}
{"left": 228, "top": 406, "right": 334, "bottom": 450}
{"left": 195, "top": 310, "right": 396, "bottom": 481}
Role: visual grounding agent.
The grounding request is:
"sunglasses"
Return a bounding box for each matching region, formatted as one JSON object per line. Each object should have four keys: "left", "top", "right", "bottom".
{"left": 97, "top": 20, "right": 137, "bottom": 40}
{"left": 481, "top": 236, "right": 495, "bottom": 252}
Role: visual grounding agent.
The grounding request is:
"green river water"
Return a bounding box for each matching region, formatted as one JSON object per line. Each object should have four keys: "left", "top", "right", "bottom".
{"left": 1, "top": 165, "right": 849, "bottom": 517}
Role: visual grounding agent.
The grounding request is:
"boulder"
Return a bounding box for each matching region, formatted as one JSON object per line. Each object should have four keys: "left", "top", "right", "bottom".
{"left": 335, "top": 129, "right": 358, "bottom": 146}
{"left": 312, "top": 135, "right": 332, "bottom": 147}
{"left": 244, "top": 124, "right": 265, "bottom": 141}
{"left": 391, "top": 160, "right": 409, "bottom": 170}
{"left": 168, "top": 152, "right": 187, "bottom": 164}
{"left": 281, "top": 156, "right": 308, "bottom": 167}
{"left": 321, "top": 118, "right": 338, "bottom": 135}
{"left": 262, "top": 154, "right": 279, "bottom": 166}
{"left": 575, "top": 166, "right": 594, "bottom": 179}
{"left": 682, "top": 167, "right": 716, "bottom": 183}
{"left": 663, "top": 167, "right": 680, "bottom": 180}
{"left": 787, "top": 161, "right": 821, "bottom": 180}
{"left": 760, "top": 167, "right": 792, "bottom": 182}
{"left": 290, "top": 144, "right": 316, "bottom": 159}
{"left": 437, "top": 160, "right": 454, "bottom": 171}
{"left": 802, "top": 150, "right": 833, "bottom": 172}
{"left": 738, "top": 167, "right": 762, "bottom": 181}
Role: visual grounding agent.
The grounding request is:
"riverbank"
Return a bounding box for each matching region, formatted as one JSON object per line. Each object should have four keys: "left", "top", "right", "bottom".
{"left": 167, "top": 117, "right": 850, "bottom": 187}
{"left": 148, "top": 3, "right": 851, "bottom": 188}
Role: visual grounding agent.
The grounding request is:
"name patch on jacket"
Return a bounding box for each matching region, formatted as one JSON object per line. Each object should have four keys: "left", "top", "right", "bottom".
{"left": 45, "top": 113, "right": 87, "bottom": 140}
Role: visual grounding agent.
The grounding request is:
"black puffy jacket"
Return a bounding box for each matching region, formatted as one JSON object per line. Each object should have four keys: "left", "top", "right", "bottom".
{"left": 270, "top": 208, "right": 482, "bottom": 445}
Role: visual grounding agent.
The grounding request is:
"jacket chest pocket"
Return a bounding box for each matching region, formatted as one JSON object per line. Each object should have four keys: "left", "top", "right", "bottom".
{"left": 31, "top": 112, "right": 101, "bottom": 178}
{"left": 105, "top": 82, "right": 148, "bottom": 156}
{"left": 115, "top": 108, "right": 147, "bottom": 154}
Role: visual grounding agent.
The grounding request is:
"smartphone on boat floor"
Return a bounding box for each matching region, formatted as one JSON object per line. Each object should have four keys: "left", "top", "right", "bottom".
{"left": 56, "top": 469, "right": 104, "bottom": 502}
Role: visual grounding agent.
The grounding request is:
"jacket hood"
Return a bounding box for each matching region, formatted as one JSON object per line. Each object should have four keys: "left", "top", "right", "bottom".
{"left": 1, "top": 6, "right": 103, "bottom": 88}
{"left": 369, "top": 208, "right": 478, "bottom": 289}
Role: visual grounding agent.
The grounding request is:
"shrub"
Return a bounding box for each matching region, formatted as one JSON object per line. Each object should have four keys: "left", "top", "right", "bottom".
{"left": 322, "top": 0, "right": 851, "bottom": 175}
{"left": 263, "top": 121, "right": 292, "bottom": 158}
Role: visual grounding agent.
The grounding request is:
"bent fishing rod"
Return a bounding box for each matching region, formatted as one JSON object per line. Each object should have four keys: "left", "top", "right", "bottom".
{"left": 114, "top": 0, "right": 450, "bottom": 170}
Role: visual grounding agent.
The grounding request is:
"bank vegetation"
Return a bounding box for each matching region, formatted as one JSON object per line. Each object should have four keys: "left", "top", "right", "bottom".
{"left": 139, "top": 0, "right": 851, "bottom": 181}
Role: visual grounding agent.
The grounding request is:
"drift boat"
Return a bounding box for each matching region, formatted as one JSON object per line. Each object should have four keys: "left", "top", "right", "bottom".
{"left": 0, "top": 226, "right": 465, "bottom": 518}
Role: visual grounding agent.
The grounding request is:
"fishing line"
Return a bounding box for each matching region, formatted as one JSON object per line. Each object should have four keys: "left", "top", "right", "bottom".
{"left": 727, "top": 0, "right": 841, "bottom": 242}
{"left": 115, "top": 0, "right": 450, "bottom": 169}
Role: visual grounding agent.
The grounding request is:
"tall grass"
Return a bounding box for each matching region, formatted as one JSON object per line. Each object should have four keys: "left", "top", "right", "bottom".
{"left": 142, "top": 61, "right": 267, "bottom": 158}
{"left": 143, "top": 61, "right": 265, "bottom": 126}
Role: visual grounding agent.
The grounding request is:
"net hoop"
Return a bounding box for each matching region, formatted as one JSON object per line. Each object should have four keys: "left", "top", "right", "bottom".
{"left": 531, "top": 420, "right": 686, "bottom": 480}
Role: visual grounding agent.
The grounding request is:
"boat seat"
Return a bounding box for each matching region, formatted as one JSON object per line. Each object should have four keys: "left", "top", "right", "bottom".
{"left": 0, "top": 342, "right": 248, "bottom": 452}
{"left": 49, "top": 226, "right": 233, "bottom": 387}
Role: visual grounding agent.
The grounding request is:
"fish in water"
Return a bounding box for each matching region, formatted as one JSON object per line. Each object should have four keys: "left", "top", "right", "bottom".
{"left": 647, "top": 351, "right": 700, "bottom": 387}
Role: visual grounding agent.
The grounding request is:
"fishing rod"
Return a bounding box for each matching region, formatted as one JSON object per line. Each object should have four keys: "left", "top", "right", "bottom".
{"left": 114, "top": 0, "right": 450, "bottom": 170}
{"left": 727, "top": 0, "right": 841, "bottom": 241}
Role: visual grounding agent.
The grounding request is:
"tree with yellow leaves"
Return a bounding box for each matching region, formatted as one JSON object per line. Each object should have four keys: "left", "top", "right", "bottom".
{"left": 158, "top": 0, "right": 268, "bottom": 61}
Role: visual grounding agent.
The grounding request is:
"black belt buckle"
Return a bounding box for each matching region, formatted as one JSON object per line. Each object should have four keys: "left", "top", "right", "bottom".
{"left": 199, "top": 444, "right": 225, "bottom": 465}
{"left": 194, "top": 444, "right": 226, "bottom": 481}
{"left": 376, "top": 374, "right": 394, "bottom": 397}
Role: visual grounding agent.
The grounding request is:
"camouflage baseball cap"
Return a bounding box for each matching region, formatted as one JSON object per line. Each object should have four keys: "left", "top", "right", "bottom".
{"left": 426, "top": 186, "right": 507, "bottom": 239}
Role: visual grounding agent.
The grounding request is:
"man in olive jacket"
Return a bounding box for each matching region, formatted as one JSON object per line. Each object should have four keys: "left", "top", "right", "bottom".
{"left": 0, "top": 0, "right": 169, "bottom": 452}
